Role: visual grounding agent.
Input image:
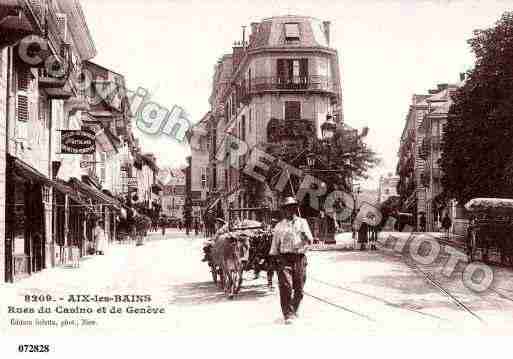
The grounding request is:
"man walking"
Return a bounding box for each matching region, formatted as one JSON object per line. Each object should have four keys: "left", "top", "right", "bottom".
{"left": 270, "top": 197, "right": 313, "bottom": 324}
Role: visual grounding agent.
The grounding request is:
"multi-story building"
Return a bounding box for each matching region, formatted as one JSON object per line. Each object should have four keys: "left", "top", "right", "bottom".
{"left": 0, "top": 0, "right": 153, "bottom": 282}
{"left": 396, "top": 94, "right": 430, "bottom": 230}
{"left": 186, "top": 113, "right": 210, "bottom": 221}
{"left": 0, "top": 0, "right": 101, "bottom": 281}
{"left": 377, "top": 173, "right": 399, "bottom": 203}
{"left": 132, "top": 152, "right": 161, "bottom": 221}
{"left": 397, "top": 80, "right": 465, "bottom": 232}
{"left": 418, "top": 82, "right": 468, "bottom": 233}
{"left": 161, "top": 168, "right": 186, "bottom": 220}
{"left": 201, "top": 15, "right": 343, "bottom": 219}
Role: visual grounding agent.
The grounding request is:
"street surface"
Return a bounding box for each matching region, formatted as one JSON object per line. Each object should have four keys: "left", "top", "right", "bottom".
{"left": 2, "top": 229, "right": 513, "bottom": 336}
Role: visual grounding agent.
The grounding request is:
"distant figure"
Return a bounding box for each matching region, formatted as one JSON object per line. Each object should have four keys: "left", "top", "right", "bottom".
{"left": 442, "top": 213, "right": 452, "bottom": 237}
{"left": 94, "top": 221, "right": 107, "bottom": 255}
{"left": 358, "top": 222, "right": 369, "bottom": 250}
{"left": 419, "top": 212, "right": 427, "bottom": 232}
{"left": 194, "top": 218, "right": 199, "bottom": 235}
{"left": 369, "top": 225, "right": 379, "bottom": 251}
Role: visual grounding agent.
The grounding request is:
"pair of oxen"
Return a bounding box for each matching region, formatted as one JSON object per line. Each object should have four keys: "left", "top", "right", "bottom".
{"left": 207, "top": 220, "right": 272, "bottom": 298}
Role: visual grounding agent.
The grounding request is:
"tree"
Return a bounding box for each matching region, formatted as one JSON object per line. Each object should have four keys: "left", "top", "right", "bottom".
{"left": 441, "top": 12, "right": 513, "bottom": 204}
{"left": 265, "top": 124, "right": 380, "bottom": 217}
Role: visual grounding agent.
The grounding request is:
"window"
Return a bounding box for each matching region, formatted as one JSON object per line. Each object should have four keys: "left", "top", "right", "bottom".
{"left": 285, "top": 23, "right": 300, "bottom": 41}
{"left": 285, "top": 101, "right": 301, "bottom": 120}
{"left": 16, "top": 64, "right": 31, "bottom": 123}
{"left": 241, "top": 115, "right": 246, "bottom": 141}
{"left": 42, "top": 186, "right": 51, "bottom": 203}
{"left": 277, "top": 59, "right": 308, "bottom": 86}
{"left": 248, "top": 109, "right": 252, "bottom": 134}
{"left": 201, "top": 167, "right": 207, "bottom": 189}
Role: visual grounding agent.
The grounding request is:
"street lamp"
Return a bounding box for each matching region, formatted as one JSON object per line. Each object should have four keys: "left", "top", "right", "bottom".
{"left": 321, "top": 114, "right": 337, "bottom": 140}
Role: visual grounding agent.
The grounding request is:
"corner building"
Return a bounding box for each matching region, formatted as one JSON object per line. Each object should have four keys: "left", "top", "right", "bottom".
{"left": 205, "top": 16, "right": 343, "bottom": 218}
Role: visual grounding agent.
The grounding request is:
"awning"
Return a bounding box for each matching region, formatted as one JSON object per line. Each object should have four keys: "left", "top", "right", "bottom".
{"left": 53, "top": 179, "right": 89, "bottom": 207}
{"left": 8, "top": 155, "right": 52, "bottom": 186}
{"left": 70, "top": 178, "right": 121, "bottom": 210}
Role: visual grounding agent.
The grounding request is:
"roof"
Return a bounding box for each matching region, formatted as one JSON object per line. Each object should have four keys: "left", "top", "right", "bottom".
{"left": 249, "top": 15, "right": 330, "bottom": 49}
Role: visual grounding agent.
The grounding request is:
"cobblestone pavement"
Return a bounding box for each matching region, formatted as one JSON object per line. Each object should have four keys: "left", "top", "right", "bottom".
{"left": 2, "top": 230, "right": 513, "bottom": 336}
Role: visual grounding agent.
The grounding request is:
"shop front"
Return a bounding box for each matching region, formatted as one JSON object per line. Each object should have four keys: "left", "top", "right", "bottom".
{"left": 5, "top": 156, "right": 52, "bottom": 282}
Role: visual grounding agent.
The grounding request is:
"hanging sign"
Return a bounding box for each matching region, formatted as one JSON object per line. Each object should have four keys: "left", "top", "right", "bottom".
{"left": 127, "top": 177, "right": 138, "bottom": 188}
{"left": 61, "top": 129, "right": 96, "bottom": 154}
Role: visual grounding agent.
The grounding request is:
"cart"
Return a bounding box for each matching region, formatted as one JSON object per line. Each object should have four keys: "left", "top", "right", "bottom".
{"left": 465, "top": 198, "right": 513, "bottom": 265}
{"left": 206, "top": 207, "right": 272, "bottom": 298}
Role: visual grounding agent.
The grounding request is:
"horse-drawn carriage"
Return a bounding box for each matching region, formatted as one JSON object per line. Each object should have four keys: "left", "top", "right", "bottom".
{"left": 205, "top": 207, "right": 273, "bottom": 299}
{"left": 465, "top": 198, "right": 513, "bottom": 265}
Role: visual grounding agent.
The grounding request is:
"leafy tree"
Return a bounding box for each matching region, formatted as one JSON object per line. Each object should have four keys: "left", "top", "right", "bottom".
{"left": 441, "top": 12, "right": 513, "bottom": 204}
{"left": 264, "top": 125, "right": 380, "bottom": 217}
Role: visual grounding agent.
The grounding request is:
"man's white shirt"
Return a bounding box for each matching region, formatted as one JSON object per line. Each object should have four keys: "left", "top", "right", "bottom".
{"left": 270, "top": 216, "right": 313, "bottom": 255}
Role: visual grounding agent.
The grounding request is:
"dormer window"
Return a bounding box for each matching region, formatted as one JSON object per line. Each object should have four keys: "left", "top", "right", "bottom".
{"left": 285, "top": 23, "right": 300, "bottom": 41}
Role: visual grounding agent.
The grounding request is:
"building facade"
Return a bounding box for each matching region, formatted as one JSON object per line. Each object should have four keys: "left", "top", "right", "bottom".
{"left": 161, "top": 168, "right": 185, "bottom": 220}
{"left": 0, "top": 0, "right": 161, "bottom": 283}
{"left": 377, "top": 173, "right": 399, "bottom": 203}
{"left": 200, "top": 16, "right": 343, "bottom": 220}
{"left": 397, "top": 80, "right": 465, "bottom": 233}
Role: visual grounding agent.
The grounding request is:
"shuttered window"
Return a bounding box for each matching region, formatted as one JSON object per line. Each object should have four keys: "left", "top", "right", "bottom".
{"left": 285, "top": 23, "right": 300, "bottom": 41}
{"left": 241, "top": 115, "right": 246, "bottom": 141}
{"left": 285, "top": 101, "right": 301, "bottom": 120}
{"left": 56, "top": 13, "right": 67, "bottom": 42}
{"left": 17, "top": 95, "right": 29, "bottom": 122}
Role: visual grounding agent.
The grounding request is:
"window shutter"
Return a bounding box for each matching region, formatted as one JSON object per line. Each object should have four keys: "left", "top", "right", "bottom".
{"left": 56, "top": 13, "right": 68, "bottom": 42}
{"left": 285, "top": 101, "right": 301, "bottom": 120}
{"left": 277, "top": 59, "right": 285, "bottom": 82}
{"left": 28, "top": 0, "right": 44, "bottom": 23}
{"left": 17, "top": 95, "right": 29, "bottom": 122}
{"left": 287, "top": 60, "right": 294, "bottom": 81}
{"left": 241, "top": 115, "right": 246, "bottom": 141}
{"left": 300, "top": 59, "right": 308, "bottom": 79}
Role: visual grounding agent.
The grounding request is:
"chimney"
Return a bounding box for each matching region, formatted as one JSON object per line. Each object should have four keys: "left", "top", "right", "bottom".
{"left": 232, "top": 41, "right": 245, "bottom": 71}
{"left": 323, "top": 21, "right": 331, "bottom": 46}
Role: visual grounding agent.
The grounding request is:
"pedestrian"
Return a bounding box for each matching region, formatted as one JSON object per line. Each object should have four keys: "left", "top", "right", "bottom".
{"left": 194, "top": 218, "right": 199, "bottom": 235}
{"left": 442, "top": 213, "right": 452, "bottom": 238}
{"left": 358, "top": 221, "right": 368, "bottom": 250}
{"left": 270, "top": 196, "right": 313, "bottom": 324}
{"left": 94, "top": 220, "right": 107, "bottom": 255}
{"left": 369, "top": 225, "right": 379, "bottom": 250}
{"left": 419, "top": 212, "right": 427, "bottom": 232}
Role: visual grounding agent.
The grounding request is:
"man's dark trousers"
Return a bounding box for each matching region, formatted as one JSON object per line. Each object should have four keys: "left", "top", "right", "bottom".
{"left": 277, "top": 253, "right": 307, "bottom": 318}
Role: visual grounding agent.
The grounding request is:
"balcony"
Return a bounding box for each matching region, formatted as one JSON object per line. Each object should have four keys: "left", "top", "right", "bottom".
{"left": 0, "top": 0, "right": 46, "bottom": 47}
{"left": 419, "top": 137, "right": 430, "bottom": 160}
{"left": 431, "top": 136, "right": 442, "bottom": 151}
{"left": 420, "top": 169, "right": 430, "bottom": 188}
{"left": 240, "top": 75, "right": 338, "bottom": 98}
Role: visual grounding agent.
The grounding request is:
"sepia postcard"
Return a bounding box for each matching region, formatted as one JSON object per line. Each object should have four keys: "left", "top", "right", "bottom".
{"left": 2, "top": 0, "right": 513, "bottom": 357}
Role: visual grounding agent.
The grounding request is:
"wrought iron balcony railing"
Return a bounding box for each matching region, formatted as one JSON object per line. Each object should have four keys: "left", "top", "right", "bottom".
{"left": 419, "top": 137, "right": 430, "bottom": 160}
{"left": 22, "top": 0, "right": 46, "bottom": 33}
{"left": 240, "top": 75, "right": 337, "bottom": 96}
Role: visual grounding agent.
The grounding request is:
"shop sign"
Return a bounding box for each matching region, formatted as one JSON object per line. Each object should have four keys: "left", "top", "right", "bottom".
{"left": 61, "top": 129, "right": 96, "bottom": 154}
{"left": 127, "top": 177, "right": 138, "bottom": 188}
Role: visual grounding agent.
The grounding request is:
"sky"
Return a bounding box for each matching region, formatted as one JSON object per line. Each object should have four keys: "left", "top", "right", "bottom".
{"left": 80, "top": 0, "right": 513, "bottom": 189}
